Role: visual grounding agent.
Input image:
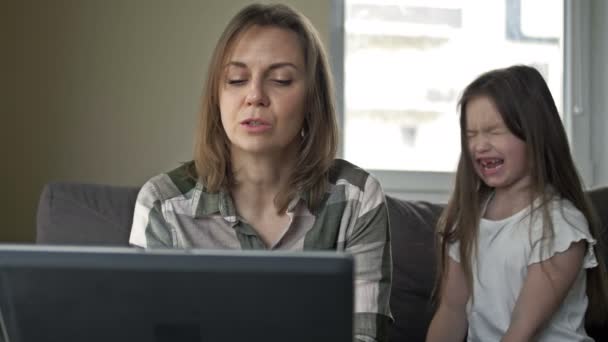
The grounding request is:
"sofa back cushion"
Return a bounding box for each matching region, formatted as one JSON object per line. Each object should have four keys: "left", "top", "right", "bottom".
{"left": 36, "top": 182, "right": 139, "bottom": 245}
{"left": 585, "top": 187, "right": 608, "bottom": 339}
{"left": 385, "top": 195, "right": 444, "bottom": 342}
{"left": 589, "top": 187, "right": 608, "bottom": 248}
{"left": 35, "top": 183, "right": 608, "bottom": 341}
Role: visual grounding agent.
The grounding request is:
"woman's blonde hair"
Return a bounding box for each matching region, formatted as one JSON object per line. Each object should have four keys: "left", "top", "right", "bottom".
{"left": 193, "top": 3, "right": 338, "bottom": 213}
{"left": 435, "top": 65, "right": 608, "bottom": 325}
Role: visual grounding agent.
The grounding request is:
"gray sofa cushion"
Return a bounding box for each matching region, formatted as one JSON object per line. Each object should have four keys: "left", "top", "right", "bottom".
{"left": 589, "top": 187, "right": 608, "bottom": 246}
{"left": 35, "top": 182, "right": 608, "bottom": 341}
{"left": 586, "top": 187, "right": 608, "bottom": 338}
{"left": 386, "top": 196, "right": 443, "bottom": 342}
{"left": 36, "top": 182, "right": 139, "bottom": 246}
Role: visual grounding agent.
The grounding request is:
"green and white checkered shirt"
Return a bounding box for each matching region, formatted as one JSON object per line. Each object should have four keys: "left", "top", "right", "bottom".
{"left": 129, "top": 159, "right": 392, "bottom": 341}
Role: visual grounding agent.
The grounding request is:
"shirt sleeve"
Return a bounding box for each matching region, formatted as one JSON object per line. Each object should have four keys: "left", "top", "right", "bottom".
{"left": 345, "top": 174, "right": 392, "bottom": 342}
{"left": 129, "top": 179, "right": 175, "bottom": 248}
{"left": 528, "top": 200, "right": 598, "bottom": 268}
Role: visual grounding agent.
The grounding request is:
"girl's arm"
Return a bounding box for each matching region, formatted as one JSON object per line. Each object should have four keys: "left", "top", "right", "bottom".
{"left": 426, "top": 258, "right": 469, "bottom": 342}
{"left": 502, "top": 241, "right": 586, "bottom": 342}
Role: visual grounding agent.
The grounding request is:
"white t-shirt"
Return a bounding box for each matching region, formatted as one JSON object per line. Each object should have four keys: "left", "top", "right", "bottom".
{"left": 449, "top": 197, "right": 598, "bottom": 342}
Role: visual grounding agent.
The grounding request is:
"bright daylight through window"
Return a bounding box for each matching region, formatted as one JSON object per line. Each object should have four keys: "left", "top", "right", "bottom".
{"left": 343, "top": 0, "right": 563, "bottom": 172}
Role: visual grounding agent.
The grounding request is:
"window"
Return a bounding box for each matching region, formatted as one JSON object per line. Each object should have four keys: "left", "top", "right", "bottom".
{"left": 330, "top": 0, "right": 591, "bottom": 200}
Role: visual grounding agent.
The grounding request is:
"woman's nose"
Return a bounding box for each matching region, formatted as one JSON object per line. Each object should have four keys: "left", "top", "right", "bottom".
{"left": 245, "top": 80, "right": 269, "bottom": 106}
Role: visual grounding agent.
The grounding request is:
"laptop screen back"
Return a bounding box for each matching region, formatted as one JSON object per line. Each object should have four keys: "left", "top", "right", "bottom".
{"left": 0, "top": 245, "right": 353, "bottom": 342}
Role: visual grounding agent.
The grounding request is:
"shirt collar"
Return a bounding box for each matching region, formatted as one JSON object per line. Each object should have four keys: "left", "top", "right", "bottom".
{"left": 193, "top": 182, "right": 237, "bottom": 223}
{"left": 286, "top": 191, "right": 307, "bottom": 213}
{"left": 193, "top": 182, "right": 308, "bottom": 221}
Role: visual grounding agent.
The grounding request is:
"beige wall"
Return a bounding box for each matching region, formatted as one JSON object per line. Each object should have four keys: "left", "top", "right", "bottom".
{"left": 3, "top": 0, "right": 18, "bottom": 241}
{"left": 3, "top": 0, "right": 331, "bottom": 242}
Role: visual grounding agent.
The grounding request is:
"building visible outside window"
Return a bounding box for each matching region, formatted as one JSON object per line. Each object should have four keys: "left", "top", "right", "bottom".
{"left": 342, "top": 0, "right": 563, "bottom": 173}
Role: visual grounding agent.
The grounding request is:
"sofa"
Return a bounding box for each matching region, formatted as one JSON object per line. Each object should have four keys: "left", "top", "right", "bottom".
{"left": 36, "top": 182, "right": 608, "bottom": 341}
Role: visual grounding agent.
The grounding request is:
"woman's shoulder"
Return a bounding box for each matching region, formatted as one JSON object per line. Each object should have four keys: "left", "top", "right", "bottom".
{"left": 139, "top": 161, "right": 199, "bottom": 202}
{"left": 326, "top": 159, "right": 385, "bottom": 208}
{"left": 328, "top": 158, "right": 380, "bottom": 189}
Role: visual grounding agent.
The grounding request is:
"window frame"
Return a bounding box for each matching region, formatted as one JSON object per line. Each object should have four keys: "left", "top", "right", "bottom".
{"left": 330, "top": 0, "right": 594, "bottom": 201}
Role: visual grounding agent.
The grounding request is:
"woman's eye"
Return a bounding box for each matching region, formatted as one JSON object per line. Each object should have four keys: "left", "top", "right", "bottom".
{"left": 227, "top": 79, "right": 246, "bottom": 85}
{"left": 273, "top": 79, "right": 292, "bottom": 86}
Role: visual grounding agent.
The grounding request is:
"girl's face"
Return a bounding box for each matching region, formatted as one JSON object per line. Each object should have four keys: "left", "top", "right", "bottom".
{"left": 219, "top": 25, "right": 307, "bottom": 159}
{"left": 465, "top": 96, "right": 532, "bottom": 193}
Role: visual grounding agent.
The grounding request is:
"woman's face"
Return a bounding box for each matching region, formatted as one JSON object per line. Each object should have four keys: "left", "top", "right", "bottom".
{"left": 219, "top": 25, "right": 306, "bottom": 159}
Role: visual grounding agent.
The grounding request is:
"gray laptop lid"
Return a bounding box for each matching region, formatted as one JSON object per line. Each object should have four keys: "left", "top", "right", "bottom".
{"left": 0, "top": 245, "right": 353, "bottom": 342}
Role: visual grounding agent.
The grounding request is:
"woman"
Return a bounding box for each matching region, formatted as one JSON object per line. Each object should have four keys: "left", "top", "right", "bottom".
{"left": 129, "top": 4, "right": 392, "bottom": 341}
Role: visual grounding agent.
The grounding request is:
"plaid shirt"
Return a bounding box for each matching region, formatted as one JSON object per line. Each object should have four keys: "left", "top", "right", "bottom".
{"left": 129, "top": 159, "right": 392, "bottom": 341}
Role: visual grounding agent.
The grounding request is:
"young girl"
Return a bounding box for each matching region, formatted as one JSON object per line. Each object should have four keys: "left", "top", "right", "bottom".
{"left": 426, "top": 65, "right": 608, "bottom": 341}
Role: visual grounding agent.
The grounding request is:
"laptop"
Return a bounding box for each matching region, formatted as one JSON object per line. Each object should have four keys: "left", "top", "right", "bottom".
{"left": 0, "top": 245, "right": 353, "bottom": 342}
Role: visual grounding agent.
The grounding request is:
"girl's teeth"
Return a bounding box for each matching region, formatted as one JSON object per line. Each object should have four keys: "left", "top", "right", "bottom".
{"left": 482, "top": 159, "right": 503, "bottom": 169}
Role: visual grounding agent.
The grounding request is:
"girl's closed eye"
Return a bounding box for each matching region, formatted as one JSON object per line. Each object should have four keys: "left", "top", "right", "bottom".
{"left": 490, "top": 128, "right": 506, "bottom": 135}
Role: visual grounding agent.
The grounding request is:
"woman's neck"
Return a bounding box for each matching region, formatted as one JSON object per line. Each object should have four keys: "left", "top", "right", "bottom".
{"left": 228, "top": 151, "right": 298, "bottom": 247}
{"left": 229, "top": 150, "right": 297, "bottom": 214}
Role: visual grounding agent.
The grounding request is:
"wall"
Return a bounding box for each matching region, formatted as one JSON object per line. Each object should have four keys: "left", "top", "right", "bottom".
{"left": 591, "top": 0, "right": 608, "bottom": 187}
{"left": 2, "top": 0, "right": 17, "bottom": 240}
{"left": 3, "top": 1, "right": 607, "bottom": 242}
{"left": 2, "top": 0, "right": 330, "bottom": 242}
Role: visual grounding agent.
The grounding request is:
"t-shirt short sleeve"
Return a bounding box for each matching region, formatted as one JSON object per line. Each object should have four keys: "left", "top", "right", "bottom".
{"left": 528, "top": 199, "right": 598, "bottom": 269}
